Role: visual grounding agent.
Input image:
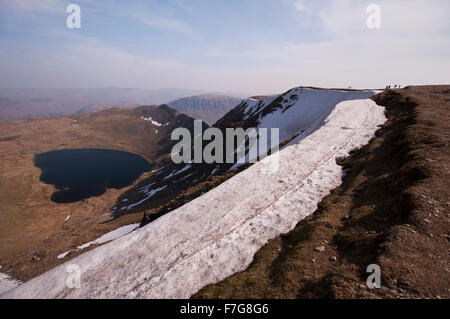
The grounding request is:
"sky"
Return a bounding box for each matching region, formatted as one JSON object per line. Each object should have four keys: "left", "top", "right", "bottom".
{"left": 0, "top": 0, "right": 449, "bottom": 95}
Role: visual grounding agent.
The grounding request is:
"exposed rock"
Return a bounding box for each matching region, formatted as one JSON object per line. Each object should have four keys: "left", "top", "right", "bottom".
{"left": 315, "top": 246, "right": 325, "bottom": 252}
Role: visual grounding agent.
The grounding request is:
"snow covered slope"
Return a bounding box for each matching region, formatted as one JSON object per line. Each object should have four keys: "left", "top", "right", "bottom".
{"left": 0, "top": 273, "right": 20, "bottom": 295}
{"left": 217, "top": 88, "right": 375, "bottom": 144}
{"left": 115, "top": 87, "right": 377, "bottom": 215}
{"left": 1, "top": 95, "right": 386, "bottom": 299}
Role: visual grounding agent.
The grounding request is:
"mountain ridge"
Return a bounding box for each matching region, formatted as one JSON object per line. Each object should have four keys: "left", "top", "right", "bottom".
{"left": 1, "top": 87, "right": 386, "bottom": 298}
{"left": 0, "top": 87, "right": 203, "bottom": 120}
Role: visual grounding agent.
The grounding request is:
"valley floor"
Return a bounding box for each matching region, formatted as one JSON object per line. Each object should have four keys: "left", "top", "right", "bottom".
{"left": 0, "top": 113, "right": 158, "bottom": 282}
{"left": 193, "top": 86, "right": 450, "bottom": 299}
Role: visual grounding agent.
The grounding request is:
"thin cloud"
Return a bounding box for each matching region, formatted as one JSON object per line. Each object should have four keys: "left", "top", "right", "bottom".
{"left": 293, "top": 1, "right": 307, "bottom": 12}
{"left": 0, "top": 0, "right": 448, "bottom": 93}
{"left": 4, "top": 0, "right": 68, "bottom": 14}
{"left": 136, "top": 14, "right": 192, "bottom": 34}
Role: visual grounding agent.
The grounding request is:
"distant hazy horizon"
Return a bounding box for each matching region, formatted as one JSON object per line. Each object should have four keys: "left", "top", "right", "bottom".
{"left": 0, "top": 87, "right": 249, "bottom": 98}
{"left": 1, "top": 0, "right": 449, "bottom": 93}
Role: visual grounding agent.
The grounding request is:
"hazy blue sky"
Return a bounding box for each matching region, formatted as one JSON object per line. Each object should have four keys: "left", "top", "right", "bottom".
{"left": 0, "top": 0, "right": 449, "bottom": 94}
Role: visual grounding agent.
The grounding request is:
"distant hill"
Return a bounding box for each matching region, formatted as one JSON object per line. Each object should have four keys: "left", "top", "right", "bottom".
{"left": 167, "top": 94, "right": 243, "bottom": 125}
{"left": 0, "top": 88, "right": 203, "bottom": 120}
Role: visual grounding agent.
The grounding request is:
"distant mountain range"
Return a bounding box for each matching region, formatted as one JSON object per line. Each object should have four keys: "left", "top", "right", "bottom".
{"left": 0, "top": 88, "right": 246, "bottom": 123}
{"left": 167, "top": 94, "right": 243, "bottom": 125}
{"left": 0, "top": 87, "right": 203, "bottom": 120}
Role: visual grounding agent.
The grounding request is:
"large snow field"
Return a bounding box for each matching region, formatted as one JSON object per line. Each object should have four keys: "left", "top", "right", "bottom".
{"left": 257, "top": 88, "right": 376, "bottom": 145}
{"left": 2, "top": 93, "right": 386, "bottom": 299}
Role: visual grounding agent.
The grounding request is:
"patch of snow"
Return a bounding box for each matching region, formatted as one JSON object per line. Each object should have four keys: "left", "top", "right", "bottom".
{"left": 227, "top": 160, "right": 244, "bottom": 172}
{"left": 0, "top": 273, "right": 20, "bottom": 295}
{"left": 2, "top": 95, "right": 386, "bottom": 299}
{"left": 77, "top": 224, "right": 140, "bottom": 250}
{"left": 154, "top": 164, "right": 169, "bottom": 176}
{"left": 53, "top": 224, "right": 141, "bottom": 261}
{"left": 64, "top": 215, "right": 71, "bottom": 222}
{"left": 121, "top": 198, "right": 128, "bottom": 202}
{"left": 209, "top": 167, "right": 219, "bottom": 178}
{"left": 179, "top": 172, "right": 194, "bottom": 181}
{"left": 139, "top": 182, "right": 156, "bottom": 193}
{"left": 140, "top": 116, "right": 164, "bottom": 127}
{"left": 126, "top": 185, "right": 168, "bottom": 210}
{"left": 57, "top": 251, "right": 71, "bottom": 259}
{"left": 163, "top": 164, "right": 192, "bottom": 180}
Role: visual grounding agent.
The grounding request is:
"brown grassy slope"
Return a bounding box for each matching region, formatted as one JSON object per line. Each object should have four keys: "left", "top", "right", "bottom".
{"left": 193, "top": 86, "right": 449, "bottom": 299}
{"left": 0, "top": 105, "right": 195, "bottom": 281}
